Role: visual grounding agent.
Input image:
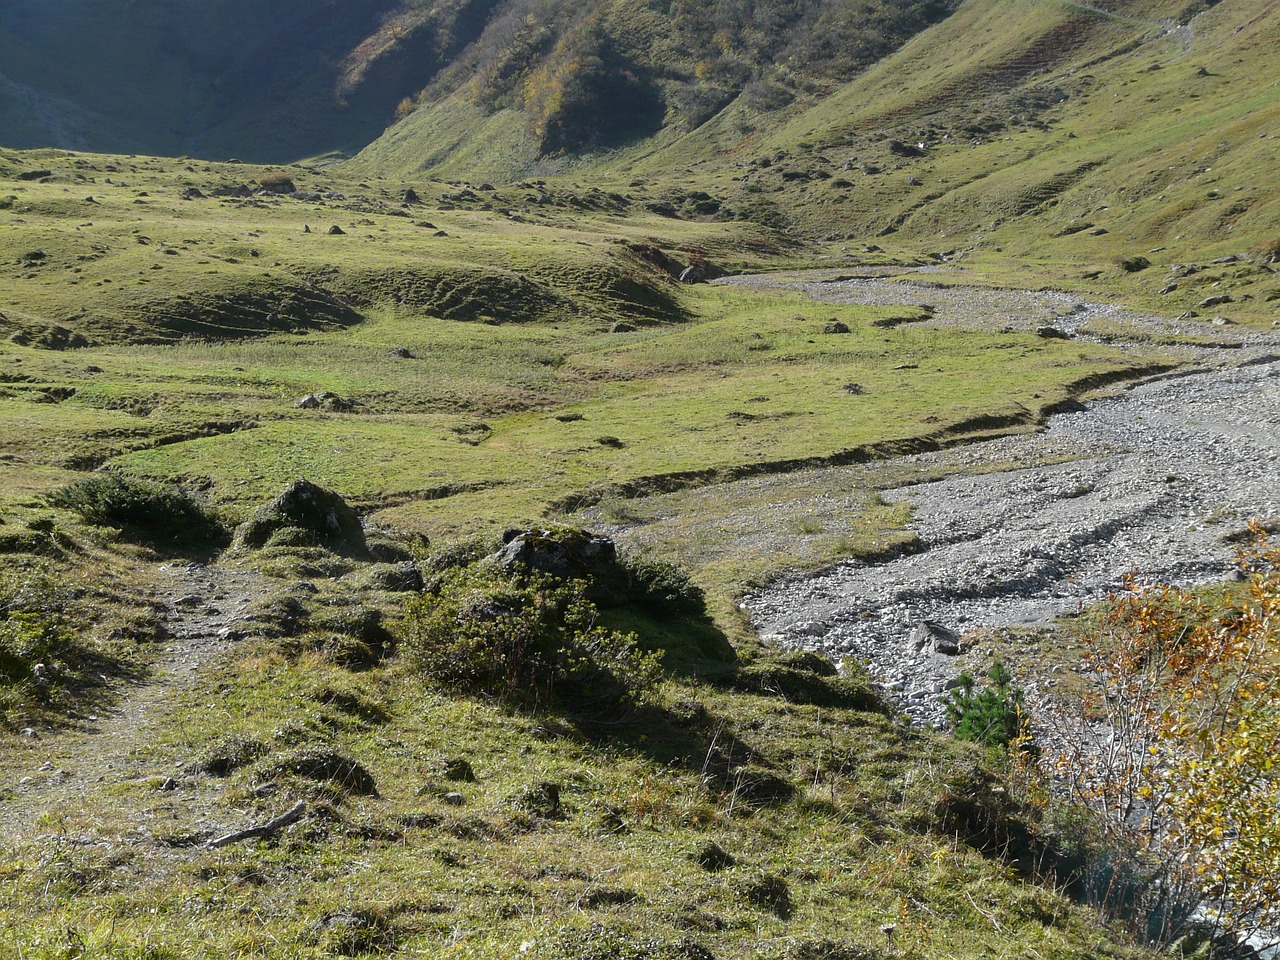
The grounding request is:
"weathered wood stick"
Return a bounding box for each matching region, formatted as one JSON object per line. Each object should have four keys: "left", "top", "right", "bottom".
{"left": 206, "top": 800, "right": 307, "bottom": 849}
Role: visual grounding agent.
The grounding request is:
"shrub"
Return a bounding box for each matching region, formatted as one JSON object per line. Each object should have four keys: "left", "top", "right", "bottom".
{"left": 1046, "top": 528, "right": 1280, "bottom": 946}
{"left": 399, "top": 563, "right": 660, "bottom": 716}
{"left": 47, "top": 473, "right": 226, "bottom": 549}
{"left": 945, "top": 661, "right": 1035, "bottom": 753}
{"left": 622, "top": 555, "right": 707, "bottom": 617}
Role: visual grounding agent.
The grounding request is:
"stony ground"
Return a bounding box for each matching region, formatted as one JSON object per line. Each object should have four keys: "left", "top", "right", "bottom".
{"left": 729, "top": 271, "right": 1280, "bottom": 725}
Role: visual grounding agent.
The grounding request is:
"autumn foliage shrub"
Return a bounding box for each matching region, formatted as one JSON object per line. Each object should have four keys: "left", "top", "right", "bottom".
{"left": 1047, "top": 525, "right": 1280, "bottom": 948}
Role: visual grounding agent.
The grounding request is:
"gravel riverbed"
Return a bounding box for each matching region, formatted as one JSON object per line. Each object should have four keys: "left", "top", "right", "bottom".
{"left": 724, "top": 272, "right": 1280, "bottom": 724}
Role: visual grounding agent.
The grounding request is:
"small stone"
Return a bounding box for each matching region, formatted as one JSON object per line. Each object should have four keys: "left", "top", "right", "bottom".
{"left": 443, "top": 792, "right": 465, "bottom": 806}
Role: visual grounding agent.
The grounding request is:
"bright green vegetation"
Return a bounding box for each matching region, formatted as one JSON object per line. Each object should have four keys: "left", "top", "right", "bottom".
{"left": 945, "top": 661, "right": 1034, "bottom": 754}
{"left": 0, "top": 544, "right": 1154, "bottom": 960}
{"left": 0, "top": 143, "right": 1175, "bottom": 957}
{"left": 4, "top": 1, "right": 1274, "bottom": 955}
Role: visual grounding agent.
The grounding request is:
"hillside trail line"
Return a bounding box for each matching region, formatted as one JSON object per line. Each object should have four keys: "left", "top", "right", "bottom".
{"left": 717, "top": 269, "right": 1280, "bottom": 725}
{"left": 1, "top": 561, "right": 263, "bottom": 843}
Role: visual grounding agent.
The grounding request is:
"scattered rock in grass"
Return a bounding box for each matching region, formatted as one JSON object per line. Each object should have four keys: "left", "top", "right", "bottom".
{"left": 194, "top": 735, "right": 269, "bottom": 776}
{"left": 443, "top": 792, "right": 465, "bottom": 806}
{"left": 841, "top": 382, "right": 864, "bottom": 394}
{"left": 402, "top": 188, "right": 421, "bottom": 204}
{"left": 386, "top": 346, "right": 415, "bottom": 359}
{"left": 180, "top": 187, "right": 204, "bottom": 200}
{"left": 360, "top": 562, "right": 423, "bottom": 593}
{"left": 489, "top": 528, "right": 619, "bottom": 593}
{"left": 823, "top": 320, "right": 850, "bottom": 334}
{"left": 258, "top": 174, "right": 295, "bottom": 194}
{"left": 515, "top": 781, "right": 563, "bottom": 818}
{"left": 1118, "top": 255, "right": 1150, "bottom": 273}
{"left": 696, "top": 840, "right": 736, "bottom": 871}
{"left": 327, "top": 225, "right": 345, "bottom": 235}
{"left": 268, "top": 749, "right": 378, "bottom": 796}
{"left": 596, "top": 435, "right": 625, "bottom": 448}
{"left": 16, "top": 169, "right": 52, "bottom": 181}
{"left": 1199, "top": 294, "right": 1233, "bottom": 308}
{"left": 610, "top": 321, "right": 637, "bottom": 333}
{"left": 1035, "top": 325, "right": 1070, "bottom": 339}
{"left": 234, "top": 478, "right": 368, "bottom": 557}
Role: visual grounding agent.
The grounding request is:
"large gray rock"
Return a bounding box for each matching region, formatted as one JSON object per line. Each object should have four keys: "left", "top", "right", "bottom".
{"left": 489, "top": 528, "right": 616, "bottom": 578}
{"left": 910, "top": 620, "right": 961, "bottom": 655}
{"left": 234, "top": 479, "right": 367, "bottom": 556}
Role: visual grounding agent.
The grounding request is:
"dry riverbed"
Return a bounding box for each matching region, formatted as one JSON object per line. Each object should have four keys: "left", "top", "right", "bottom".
{"left": 724, "top": 271, "right": 1280, "bottom": 724}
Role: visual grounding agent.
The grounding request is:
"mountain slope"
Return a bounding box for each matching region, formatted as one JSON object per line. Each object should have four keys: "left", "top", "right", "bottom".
{"left": 0, "top": 0, "right": 457, "bottom": 161}
{"left": 353, "top": 0, "right": 1280, "bottom": 320}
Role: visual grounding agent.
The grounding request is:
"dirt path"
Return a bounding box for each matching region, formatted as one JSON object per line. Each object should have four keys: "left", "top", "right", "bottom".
{"left": 723, "top": 271, "right": 1280, "bottom": 724}
{"left": 1, "top": 562, "right": 261, "bottom": 843}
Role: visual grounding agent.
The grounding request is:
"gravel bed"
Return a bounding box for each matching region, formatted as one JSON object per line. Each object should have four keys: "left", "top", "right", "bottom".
{"left": 730, "top": 272, "right": 1280, "bottom": 725}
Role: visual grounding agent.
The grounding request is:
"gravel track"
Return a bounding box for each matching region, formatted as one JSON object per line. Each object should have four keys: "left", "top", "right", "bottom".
{"left": 2, "top": 562, "right": 260, "bottom": 842}
{"left": 725, "top": 272, "right": 1280, "bottom": 724}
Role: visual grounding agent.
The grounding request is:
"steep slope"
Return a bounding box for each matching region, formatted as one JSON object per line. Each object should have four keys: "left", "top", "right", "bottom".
{"left": 355, "top": 0, "right": 1280, "bottom": 320}
{"left": 0, "top": 0, "right": 478, "bottom": 161}
{"left": 352, "top": 0, "right": 964, "bottom": 178}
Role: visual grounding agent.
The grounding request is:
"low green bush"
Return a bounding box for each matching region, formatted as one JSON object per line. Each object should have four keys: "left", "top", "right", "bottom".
{"left": 399, "top": 563, "right": 660, "bottom": 716}
{"left": 47, "top": 473, "right": 226, "bottom": 549}
{"left": 945, "top": 661, "right": 1035, "bottom": 754}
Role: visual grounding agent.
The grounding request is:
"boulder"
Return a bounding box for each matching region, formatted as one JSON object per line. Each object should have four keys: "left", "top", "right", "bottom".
{"left": 1199, "top": 294, "right": 1233, "bottom": 308}
{"left": 327, "top": 225, "right": 346, "bottom": 236}
{"left": 490, "top": 528, "right": 615, "bottom": 578}
{"left": 910, "top": 620, "right": 961, "bottom": 655}
{"left": 234, "top": 479, "right": 367, "bottom": 556}
{"left": 823, "top": 320, "right": 851, "bottom": 334}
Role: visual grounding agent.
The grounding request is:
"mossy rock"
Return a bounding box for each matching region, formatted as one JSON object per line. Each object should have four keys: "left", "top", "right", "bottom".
{"left": 193, "top": 735, "right": 269, "bottom": 776}
{"left": 233, "top": 479, "right": 367, "bottom": 557}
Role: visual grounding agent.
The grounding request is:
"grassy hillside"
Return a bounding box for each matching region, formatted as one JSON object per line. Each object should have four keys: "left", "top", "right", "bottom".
{"left": 358, "top": 0, "right": 1280, "bottom": 324}
{"left": 2, "top": 3, "right": 1275, "bottom": 957}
